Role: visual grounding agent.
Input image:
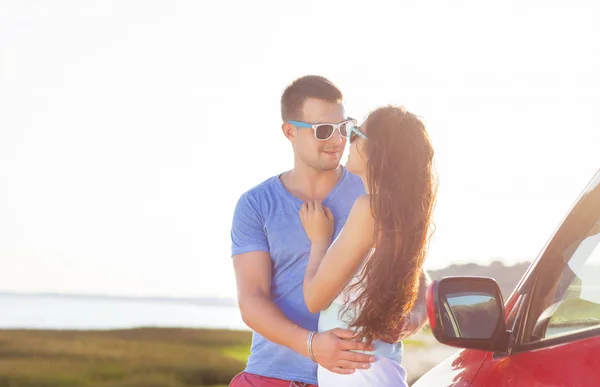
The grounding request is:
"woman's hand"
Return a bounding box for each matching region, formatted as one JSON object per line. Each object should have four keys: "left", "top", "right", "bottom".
{"left": 299, "top": 200, "right": 334, "bottom": 245}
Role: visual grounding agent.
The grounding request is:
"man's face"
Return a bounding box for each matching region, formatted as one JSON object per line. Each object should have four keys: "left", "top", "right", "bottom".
{"left": 292, "top": 98, "right": 347, "bottom": 171}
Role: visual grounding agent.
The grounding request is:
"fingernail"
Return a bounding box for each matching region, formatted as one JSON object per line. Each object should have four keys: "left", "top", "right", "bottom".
{"left": 363, "top": 363, "right": 369, "bottom": 369}
{"left": 369, "top": 356, "right": 376, "bottom": 362}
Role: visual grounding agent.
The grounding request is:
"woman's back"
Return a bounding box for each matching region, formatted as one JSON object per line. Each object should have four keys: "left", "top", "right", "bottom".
{"left": 316, "top": 248, "right": 407, "bottom": 387}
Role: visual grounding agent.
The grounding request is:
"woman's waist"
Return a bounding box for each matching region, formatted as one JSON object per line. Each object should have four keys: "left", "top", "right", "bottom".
{"left": 318, "top": 302, "right": 403, "bottom": 363}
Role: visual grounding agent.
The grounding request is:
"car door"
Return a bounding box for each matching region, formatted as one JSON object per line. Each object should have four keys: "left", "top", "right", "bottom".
{"left": 470, "top": 171, "right": 600, "bottom": 387}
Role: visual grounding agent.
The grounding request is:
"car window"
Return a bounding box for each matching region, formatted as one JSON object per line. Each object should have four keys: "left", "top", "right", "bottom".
{"left": 531, "top": 220, "right": 600, "bottom": 341}
{"left": 505, "top": 293, "right": 524, "bottom": 331}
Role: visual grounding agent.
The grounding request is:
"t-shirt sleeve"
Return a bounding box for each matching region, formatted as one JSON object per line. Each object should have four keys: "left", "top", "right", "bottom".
{"left": 231, "top": 192, "right": 270, "bottom": 257}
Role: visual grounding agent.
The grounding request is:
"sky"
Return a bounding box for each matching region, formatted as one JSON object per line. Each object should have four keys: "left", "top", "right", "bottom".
{"left": 1, "top": 0, "right": 599, "bottom": 299}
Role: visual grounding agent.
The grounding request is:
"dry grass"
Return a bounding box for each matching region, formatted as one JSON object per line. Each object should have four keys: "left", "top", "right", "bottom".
{"left": 0, "top": 328, "right": 439, "bottom": 387}
{"left": 0, "top": 328, "right": 251, "bottom": 387}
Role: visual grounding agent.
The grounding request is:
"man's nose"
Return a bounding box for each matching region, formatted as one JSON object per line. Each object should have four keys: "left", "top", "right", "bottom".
{"left": 328, "top": 129, "right": 344, "bottom": 144}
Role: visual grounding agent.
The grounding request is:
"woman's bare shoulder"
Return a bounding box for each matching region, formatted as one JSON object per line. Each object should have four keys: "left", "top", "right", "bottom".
{"left": 351, "top": 195, "right": 373, "bottom": 217}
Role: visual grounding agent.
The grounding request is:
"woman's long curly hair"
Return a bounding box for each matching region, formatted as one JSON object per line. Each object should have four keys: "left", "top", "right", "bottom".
{"left": 344, "top": 105, "right": 437, "bottom": 342}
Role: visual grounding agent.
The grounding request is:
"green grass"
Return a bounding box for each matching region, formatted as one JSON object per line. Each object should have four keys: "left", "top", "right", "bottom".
{"left": 0, "top": 328, "right": 430, "bottom": 387}
{"left": 0, "top": 328, "right": 251, "bottom": 387}
{"left": 551, "top": 298, "right": 600, "bottom": 323}
{"left": 220, "top": 345, "right": 251, "bottom": 363}
{"left": 401, "top": 338, "right": 427, "bottom": 348}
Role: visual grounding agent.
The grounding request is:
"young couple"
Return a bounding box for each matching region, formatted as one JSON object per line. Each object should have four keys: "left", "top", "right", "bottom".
{"left": 230, "top": 75, "right": 437, "bottom": 387}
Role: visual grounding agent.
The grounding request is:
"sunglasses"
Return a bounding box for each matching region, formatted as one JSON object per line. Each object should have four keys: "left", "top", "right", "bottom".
{"left": 288, "top": 118, "right": 366, "bottom": 141}
{"left": 349, "top": 125, "right": 367, "bottom": 143}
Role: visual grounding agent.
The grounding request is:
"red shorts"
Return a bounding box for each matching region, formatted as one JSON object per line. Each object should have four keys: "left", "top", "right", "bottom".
{"left": 229, "top": 372, "right": 318, "bottom": 387}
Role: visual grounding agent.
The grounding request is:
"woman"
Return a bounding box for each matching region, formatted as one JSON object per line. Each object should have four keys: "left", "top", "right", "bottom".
{"left": 300, "top": 105, "right": 437, "bottom": 386}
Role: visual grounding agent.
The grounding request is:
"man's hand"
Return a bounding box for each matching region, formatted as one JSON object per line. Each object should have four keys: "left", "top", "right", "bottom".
{"left": 311, "top": 328, "right": 376, "bottom": 374}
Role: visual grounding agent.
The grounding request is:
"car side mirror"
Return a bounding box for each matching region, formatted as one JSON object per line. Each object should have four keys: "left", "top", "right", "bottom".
{"left": 426, "top": 276, "right": 509, "bottom": 352}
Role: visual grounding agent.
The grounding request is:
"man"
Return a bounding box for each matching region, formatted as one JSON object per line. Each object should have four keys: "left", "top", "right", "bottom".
{"left": 230, "top": 75, "right": 429, "bottom": 386}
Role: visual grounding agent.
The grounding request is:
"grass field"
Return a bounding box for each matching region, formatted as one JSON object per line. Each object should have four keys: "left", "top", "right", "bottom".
{"left": 0, "top": 328, "right": 250, "bottom": 387}
{"left": 0, "top": 327, "right": 440, "bottom": 387}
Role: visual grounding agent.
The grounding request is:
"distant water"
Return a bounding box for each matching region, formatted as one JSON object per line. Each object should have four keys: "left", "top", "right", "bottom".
{"left": 0, "top": 293, "right": 249, "bottom": 331}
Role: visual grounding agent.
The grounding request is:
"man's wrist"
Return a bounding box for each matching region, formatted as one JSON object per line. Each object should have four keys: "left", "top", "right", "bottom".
{"left": 307, "top": 331, "right": 317, "bottom": 362}
{"left": 287, "top": 326, "right": 312, "bottom": 358}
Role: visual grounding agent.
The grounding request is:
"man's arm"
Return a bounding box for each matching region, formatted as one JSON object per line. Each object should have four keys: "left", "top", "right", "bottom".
{"left": 233, "top": 251, "right": 375, "bottom": 374}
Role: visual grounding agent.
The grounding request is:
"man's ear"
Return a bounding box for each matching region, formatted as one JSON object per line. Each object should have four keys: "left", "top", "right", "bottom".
{"left": 282, "top": 122, "right": 296, "bottom": 142}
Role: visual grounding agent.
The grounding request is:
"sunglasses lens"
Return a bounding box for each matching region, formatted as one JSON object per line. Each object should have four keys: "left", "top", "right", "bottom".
{"left": 340, "top": 122, "right": 348, "bottom": 137}
{"left": 315, "top": 125, "right": 334, "bottom": 140}
{"left": 349, "top": 131, "right": 357, "bottom": 143}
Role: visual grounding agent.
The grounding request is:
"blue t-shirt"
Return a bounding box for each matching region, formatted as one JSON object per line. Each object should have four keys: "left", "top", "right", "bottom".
{"left": 231, "top": 168, "right": 365, "bottom": 384}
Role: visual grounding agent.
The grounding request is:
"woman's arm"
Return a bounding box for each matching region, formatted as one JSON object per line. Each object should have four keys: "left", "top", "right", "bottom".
{"left": 301, "top": 196, "right": 375, "bottom": 313}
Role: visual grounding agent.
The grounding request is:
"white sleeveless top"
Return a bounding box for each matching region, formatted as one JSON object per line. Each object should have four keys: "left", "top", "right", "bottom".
{"left": 317, "top": 248, "right": 403, "bottom": 363}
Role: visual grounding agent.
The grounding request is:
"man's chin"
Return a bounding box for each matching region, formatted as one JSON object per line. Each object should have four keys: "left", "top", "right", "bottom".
{"left": 318, "top": 162, "right": 341, "bottom": 171}
{"left": 320, "top": 152, "right": 342, "bottom": 165}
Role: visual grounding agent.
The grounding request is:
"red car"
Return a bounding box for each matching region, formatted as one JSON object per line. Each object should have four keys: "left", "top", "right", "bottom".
{"left": 414, "top": 169, "right": 600, "bottom": 387}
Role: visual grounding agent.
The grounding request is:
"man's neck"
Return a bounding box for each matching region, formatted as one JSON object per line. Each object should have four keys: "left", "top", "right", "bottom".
{"left": 281, "top": 165, "right": 343, "bottom": 202}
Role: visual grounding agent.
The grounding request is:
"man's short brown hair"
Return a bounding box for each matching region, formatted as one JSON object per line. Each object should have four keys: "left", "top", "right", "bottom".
{"left": 280, "top": 75, "right": 343, "bottom": 121}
